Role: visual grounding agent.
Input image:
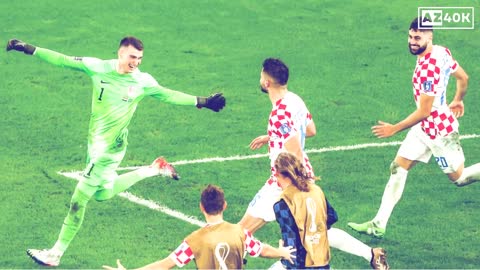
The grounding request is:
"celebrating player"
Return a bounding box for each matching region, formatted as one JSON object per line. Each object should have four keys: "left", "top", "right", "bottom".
{"left": 102, "top": 184, "right": 295, "bottom": 270}
{"left": 348, "top": 17, "right": 480, "bottom": 237}
{"left": 6, "top": 36, "right": 225, "bottom": 267}
{"left": 239, "top": 58, "right": 388, "bottom": 269}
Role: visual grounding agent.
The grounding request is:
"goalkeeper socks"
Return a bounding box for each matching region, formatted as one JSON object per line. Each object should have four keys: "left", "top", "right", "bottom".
{"left": 327, "top": 228, "right": 372, "bottom": 261}
{"left": 373, "top": 165, "right": 408, "bottom": 229}
{"left": 53, "top": 187, "right": 92, "bottom": 253}
{"left": 94, "top": 167, "right": 156, "bottom": 201}
{"left": 455, "top": 163, "right": 480, "bottom": 187}
{"left": 112, "top": 167, "right": 158, "bottom": 194}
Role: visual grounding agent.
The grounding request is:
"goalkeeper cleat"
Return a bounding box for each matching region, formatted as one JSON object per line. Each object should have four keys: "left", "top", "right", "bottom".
{"left": 150, "top": 157, "right": 180, "bottom": 180}
{"left": 370, "top": 248, "right": 389, "bottom": 270}
{"left": 26, "top": 249, "right": 61, "bottom": 267}
{"left": 347, "top": 220, "right": 385, "bottom": 238}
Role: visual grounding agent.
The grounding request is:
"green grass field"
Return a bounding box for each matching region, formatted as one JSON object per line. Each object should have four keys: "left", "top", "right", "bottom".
{"left": 1, "top": 0, "right": 479, "bottom": 268}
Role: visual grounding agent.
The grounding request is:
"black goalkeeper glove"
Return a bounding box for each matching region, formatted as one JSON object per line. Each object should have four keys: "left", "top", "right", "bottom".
{"left": 6, "top": 39, "right": 36, "bottom": 55}
{"left": 196, "top": 93, "right": 226, "bottom": 112}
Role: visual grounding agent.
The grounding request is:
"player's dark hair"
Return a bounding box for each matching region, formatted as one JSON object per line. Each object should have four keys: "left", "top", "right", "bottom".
{"left": 262, "top": 58, "right": 289, "bottom": 86}
{"left": 201, "top": 184, "right": 225, "bottom": 215}
{"left": 274, "top": 152, "right": 318, "bottom": 192}
{"left": 119, "top": 36, "right": 144, "bottom": 51}
{"left": 410, "top": 17, "right": 433, "bottom": 32}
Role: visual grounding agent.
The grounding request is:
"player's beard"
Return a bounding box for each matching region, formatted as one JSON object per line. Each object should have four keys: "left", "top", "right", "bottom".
{"left": 260, "top": 85, "right": 268, "bottom": 94}
{"left": 409, "top": 43, "right": 427, "bottom": 55}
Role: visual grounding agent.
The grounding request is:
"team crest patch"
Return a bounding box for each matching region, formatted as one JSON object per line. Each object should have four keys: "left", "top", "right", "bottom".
{"left": 122, "top": 86, "right": 136, "bottom": 102}
{"left": 279, "top": 123, "right": 291, "bottom": 135}
{"left": 423, "top": 81, "right": 433, "bottom": 92}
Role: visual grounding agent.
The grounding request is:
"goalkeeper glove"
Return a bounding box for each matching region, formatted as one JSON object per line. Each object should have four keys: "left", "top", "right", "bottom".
{"left": 6, "top": 39, "right": 36, "bottom": 55}
{"left": 196, "top": 93, "right": 226, "bottom": 112}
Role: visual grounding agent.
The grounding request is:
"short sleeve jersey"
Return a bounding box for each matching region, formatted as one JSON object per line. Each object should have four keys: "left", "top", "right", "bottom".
{"left": 169, "top": 222, "right": 262, "bottom": 269}
{"left": 412, "top": 45, "right": 459, "bottom": 139}
{"left": 267, "top": 92, "right": 314, "bottom": 182}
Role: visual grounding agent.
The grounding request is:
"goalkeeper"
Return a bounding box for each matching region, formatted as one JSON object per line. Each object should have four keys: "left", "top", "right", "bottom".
{"left": 6, "top": 36, "right": 226, "bottom": 267}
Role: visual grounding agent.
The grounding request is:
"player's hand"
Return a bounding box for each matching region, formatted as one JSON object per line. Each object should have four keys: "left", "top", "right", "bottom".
{"left": 102, "top": 259, "right": 126, "bottom": 270}
{"left": 449, "top": 100, "right": 464, "bottom": 118}
{"left": 196, "top": 93, "right": 226, "bottom": 112}
{"left": 6, "top": 39, "right": 36, "bottom": 55}
{"left": 372, "top": 121, "right": 396, "bottom": 138}
{"left": 249, "top": 135, "right": 269, "bottom": 150}
{"left": 278, "top": 239, "right": 296, "bottom": 264}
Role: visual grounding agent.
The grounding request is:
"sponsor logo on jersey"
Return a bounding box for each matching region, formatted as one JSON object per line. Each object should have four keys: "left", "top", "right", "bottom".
{"left": 74, "top": 56, "right": 83, "bottom": 61}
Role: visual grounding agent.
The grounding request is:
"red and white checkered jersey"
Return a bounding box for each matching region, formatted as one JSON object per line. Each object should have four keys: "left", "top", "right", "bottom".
{"left": 267, "top": 91, "right": 314, "bottom": 185}
{"left": 412, "top": 45, "right": 459, "bottom": 139}
{"left": 169, "top": 228, "right": 262, "bottom": 267}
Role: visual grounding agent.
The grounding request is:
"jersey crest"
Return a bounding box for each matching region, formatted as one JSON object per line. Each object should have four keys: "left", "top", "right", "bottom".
{"left": 279, "top": 123, "right": 292, "bottom": 135}
{"left": 422, "top": 81, "right": 433, "bottom": 92}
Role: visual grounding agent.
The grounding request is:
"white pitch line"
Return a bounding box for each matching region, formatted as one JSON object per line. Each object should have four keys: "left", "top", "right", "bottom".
{"left": 59, "top": 171, "right": 206, "bottom": 227}
{"left": 59, "top": 133, "right": 480, "bottom": 227}
{"left": 121, "top": 133, "right": 480, "bottom": 170}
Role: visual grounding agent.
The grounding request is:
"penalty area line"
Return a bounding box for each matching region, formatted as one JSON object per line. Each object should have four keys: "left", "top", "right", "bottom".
{"left": 58, "top": 133, "right": 480, "bottom": 227}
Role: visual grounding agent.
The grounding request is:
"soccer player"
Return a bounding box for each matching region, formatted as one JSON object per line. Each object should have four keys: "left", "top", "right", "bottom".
{"left": 273, "top": 152, "right": 331, "bottom": 269}
{"left": 348, "top": 17, "right": 480, "bottom": 238}
{"left": 102, "top": 184, "right": 296, "bottom": 270}
{"left": 6, "top": 36, "right": 226, "bottom": 267}
{"left": 239, "top": 58, "right": 388, "bottom": 269}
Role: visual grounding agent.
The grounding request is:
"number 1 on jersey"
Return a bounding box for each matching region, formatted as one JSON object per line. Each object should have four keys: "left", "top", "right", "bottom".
{"left": 98, "top": 88, "right": 105, "bottom": 101}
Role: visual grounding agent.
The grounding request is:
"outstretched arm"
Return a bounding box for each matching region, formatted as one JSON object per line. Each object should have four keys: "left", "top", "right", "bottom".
{"left": 150, "top": 86, "right": 226, "bottom": 112}
{"left": 372, "top": 93, "right": 434, "bottom": 138}
{"left": 259, "top": 239, "right": 296, "bottom": 264}
{"left": 250, "top": 135, "right": 269, "bottom": 150}
{"left": 6, "top": 39, "right": 88, "bottom": 71}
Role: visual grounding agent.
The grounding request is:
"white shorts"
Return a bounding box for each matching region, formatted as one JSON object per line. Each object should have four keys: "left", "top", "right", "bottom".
{"left": 397, "top": 125, "right": 465, "bottom": 173}
{"left": 246, "top": 177, "right": 282, "bottom": 222}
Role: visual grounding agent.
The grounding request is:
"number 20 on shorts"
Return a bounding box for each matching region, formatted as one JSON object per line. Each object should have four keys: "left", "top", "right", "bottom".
{"left": 435, "top": 156, "right": 448, "bottom": 169}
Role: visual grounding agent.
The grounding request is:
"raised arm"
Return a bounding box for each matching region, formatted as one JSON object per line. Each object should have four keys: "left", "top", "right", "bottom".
{"left": 7, "top": 39, "right": 88, "bottom": 72}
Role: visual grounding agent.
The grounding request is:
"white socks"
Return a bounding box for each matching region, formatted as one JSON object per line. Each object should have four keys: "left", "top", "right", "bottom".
{"left": 373, "top": 165, "right": 408, "bottom": 229}
{"left": 328, "top": 228, "right": 372, "bottom": 262}
{"left": 136, "top": 166, "right": 159, "bottom": 178}
{"left": 455, "top": 163, "right": 480, "bottom": 187}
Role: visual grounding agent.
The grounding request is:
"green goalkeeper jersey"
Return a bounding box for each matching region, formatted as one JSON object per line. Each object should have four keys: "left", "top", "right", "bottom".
{"left": 34, "top": 48, "right": 196, "bottom": 159}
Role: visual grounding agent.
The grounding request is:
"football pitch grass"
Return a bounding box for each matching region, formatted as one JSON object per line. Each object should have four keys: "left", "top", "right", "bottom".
{"left": 1, "top": 0, "right": 479, "bottom": 269}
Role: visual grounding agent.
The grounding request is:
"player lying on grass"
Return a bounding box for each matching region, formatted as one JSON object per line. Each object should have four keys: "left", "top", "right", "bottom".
{"left": 6, "top": 36, "right": 225, "bottom": 267}
{"left": 103, "top": 184, "right": 296, "bottom": 270}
